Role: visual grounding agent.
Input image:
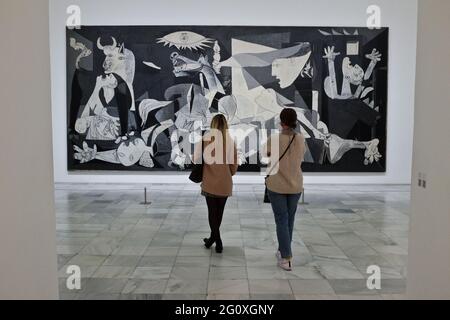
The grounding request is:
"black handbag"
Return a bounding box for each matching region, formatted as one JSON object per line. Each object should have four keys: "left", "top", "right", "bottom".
{"left": 264, "top": 134, "right": 296, "bottom": 203}
{"left": 189, "top": 132, "right": 204, "bottom": 183}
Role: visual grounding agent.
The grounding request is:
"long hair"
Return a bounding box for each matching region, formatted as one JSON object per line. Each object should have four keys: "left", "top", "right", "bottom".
{"left": 210, "top": 114, "right": 229, "bottom": 146}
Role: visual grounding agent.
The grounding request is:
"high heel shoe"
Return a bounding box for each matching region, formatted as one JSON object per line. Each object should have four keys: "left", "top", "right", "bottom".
{"left": 278, "top": 258, "right": 292, "bottom": 271}
{"left": 215, "top": 239, "right": 223, "bottom": 253}
{"left": 203, "top": 237, "right": 215, "bottom": 249}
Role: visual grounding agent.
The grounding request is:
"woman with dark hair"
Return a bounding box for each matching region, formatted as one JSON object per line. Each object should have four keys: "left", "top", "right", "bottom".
{"left": 200, "top": 114, "right": 238, "bottom": 253}
{"left": 263, "top": 108, "right": 306, "bottom": 271}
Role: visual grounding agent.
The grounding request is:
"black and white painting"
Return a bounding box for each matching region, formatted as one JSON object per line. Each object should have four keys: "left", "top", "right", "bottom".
{"left": 67, "top": 26, "right": 388, "bottom": 172}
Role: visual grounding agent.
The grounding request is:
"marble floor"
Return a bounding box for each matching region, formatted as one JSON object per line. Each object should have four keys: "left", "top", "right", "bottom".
{"left": 55, "top": 183, "right": 410, "bottom": 300}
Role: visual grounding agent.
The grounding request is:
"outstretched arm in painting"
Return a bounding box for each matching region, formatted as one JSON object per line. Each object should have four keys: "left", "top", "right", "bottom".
{"left": 73, "top": 142, "right": 119, "bottom": 164}
{"left": 354, "top": 49, "right": 382, "bottom": 97}
{"left": 364, "top": 49, "right": 382, "bottom": 80}
{"left": 324, "top": 134, "right": 382, "bottom": 165}
{"left": 323, "top": 46, "right": 341, "bottom": 99}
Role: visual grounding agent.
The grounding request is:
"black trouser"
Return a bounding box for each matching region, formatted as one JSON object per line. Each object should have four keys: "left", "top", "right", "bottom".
{"left": 205, "top": 196, "right": 228, "bottom": 241}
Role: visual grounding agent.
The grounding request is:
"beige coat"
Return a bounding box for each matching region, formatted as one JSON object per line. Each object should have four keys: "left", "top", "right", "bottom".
{"left": 264, "top": 130, "right": 306, "bottom": 194}
{"left": 195, "top": 131, "right": 238, "bottom": 197}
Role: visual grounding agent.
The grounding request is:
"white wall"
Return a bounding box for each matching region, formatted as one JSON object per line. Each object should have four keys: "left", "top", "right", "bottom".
{"left": 407, "top": 0, "right": 450, "bottom": 299}
{"left": 50, "top": 0, "right": 418, "bottom": 184}
{"left": 0, "top": 0, "right": 59, "bottom": 299}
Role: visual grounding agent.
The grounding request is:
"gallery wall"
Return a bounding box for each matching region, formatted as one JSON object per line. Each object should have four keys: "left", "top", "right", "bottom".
{"left": 50, "top": 0, "right": 418, "bottom": 184}
{"left": 407, "top": 0, "right": 450, "bottom": 299}
{"left": 0, "top": 0, "right": 58, "bottom": 299}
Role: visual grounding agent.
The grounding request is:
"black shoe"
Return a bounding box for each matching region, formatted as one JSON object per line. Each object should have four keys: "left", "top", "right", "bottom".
{"left": 215, "top": 239, "right": 223, "bottom": 253}
{"left": 203, "top": 237, "right": 215, "bottom": 249}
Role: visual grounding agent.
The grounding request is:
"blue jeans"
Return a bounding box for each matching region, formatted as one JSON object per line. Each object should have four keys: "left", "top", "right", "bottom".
{"left": 267, "top": 190, "right": 302, "bottom": 259}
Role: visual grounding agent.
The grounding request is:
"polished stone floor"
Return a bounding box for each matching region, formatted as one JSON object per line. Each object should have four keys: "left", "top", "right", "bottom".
{"left": 55, "top": 183, "right": 410, "bottom": 300}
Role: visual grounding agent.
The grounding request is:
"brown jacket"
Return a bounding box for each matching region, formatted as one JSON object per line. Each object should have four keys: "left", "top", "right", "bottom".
{"left": 264, "top": 130, "right": 306, "bottom": 194}
{"left": 195, "top": 131, "right": 238, "bottom": 197}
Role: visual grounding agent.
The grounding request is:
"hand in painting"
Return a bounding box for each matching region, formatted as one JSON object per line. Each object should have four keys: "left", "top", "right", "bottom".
{"left": 313, "top": 130, "right": 328, "bottom": 141}
{"left": 74, "top": 142, "right": 97, "bottom": 163}
{"left": 172, "top": 154, "right": 186, "bottom": 169}
{"left": 364, "top": 139, "right": 382, "bottom": 165}
{"left": 105, "top": 117, "right": 120, "bottom": 138}
{"left": 99, "top": 109, "right": 120, "bottom": 137}
{"left": 237, "top": 150, "right": 247, "bottom": 165}
{"left": 322, "top": 133, "right": 333, "bottom": 147}
{"left": 94, "top": 75, "right": 106, "bottom": 90}
{"left": 115, "top": 131, "right": 135, "bottom": 144}
{"left": 365, "top": 49, "right": 382, "bottom": 63}
{"left": 323, "top": 46, "right": 340, "bottom": 61}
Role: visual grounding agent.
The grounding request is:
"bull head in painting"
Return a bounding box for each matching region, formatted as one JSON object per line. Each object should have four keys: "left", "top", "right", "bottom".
{"left": 97, "top": 37, "right": 135, "bottom": 84}
{"left": 97, "top": 37, "right": 125, "bottom": 73}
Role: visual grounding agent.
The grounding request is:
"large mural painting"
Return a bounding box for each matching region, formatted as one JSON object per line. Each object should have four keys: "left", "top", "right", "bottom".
{"left": 67, "top": 26, "right": 388, "bottom": 172}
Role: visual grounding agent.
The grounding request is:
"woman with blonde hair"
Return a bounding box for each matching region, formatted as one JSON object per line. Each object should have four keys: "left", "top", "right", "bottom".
{"left": 198, "top": 114, "right": 238, "bottom": 253}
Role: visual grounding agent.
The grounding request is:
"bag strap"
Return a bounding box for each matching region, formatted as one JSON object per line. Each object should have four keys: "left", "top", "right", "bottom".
{"left": 201, "top": 130, "right": 205, "bottom": 163}
{"left": 266, "top": 134, "right": 296, "bottom": 177}
{"left": 279, "top": 134, "right": 296, "bottom": 162}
